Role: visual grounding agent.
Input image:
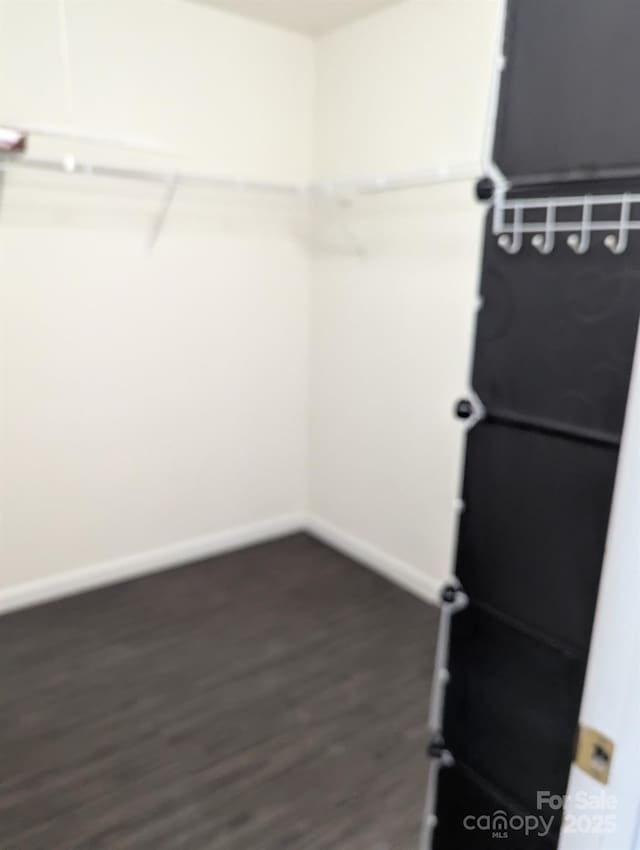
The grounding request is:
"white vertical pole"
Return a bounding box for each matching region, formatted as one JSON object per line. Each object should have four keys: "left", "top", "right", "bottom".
{"left": 558, "top": 320, "right": 640, "bottom": 850}
{"left": 481, "top": 0, "right": 509, "bottom": 188}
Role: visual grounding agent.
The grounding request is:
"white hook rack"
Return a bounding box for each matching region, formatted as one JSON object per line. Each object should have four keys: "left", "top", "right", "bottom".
{"left": 494, "top": 191, "right": 640, "bottom": 256}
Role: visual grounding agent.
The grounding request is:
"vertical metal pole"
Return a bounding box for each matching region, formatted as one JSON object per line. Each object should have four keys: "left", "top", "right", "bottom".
{"left": 420, "top": 2, "right": 509, "bottom": 842}
{"left": 420, "top": 585, "right": 468, "bottom": 850}
{"left": 482, "top": 0, "right": 509, "bottom": 189}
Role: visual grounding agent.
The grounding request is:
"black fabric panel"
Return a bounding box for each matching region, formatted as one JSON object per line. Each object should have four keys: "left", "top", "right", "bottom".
{"left": 433, "top": 764, "right": 558, "bottom": 850}
{"left": 456, "top": 422, "right": 617, "bottom": 655}
{"left": 443, "top": 606, "right": 584, "bottom": 819}
{"left": 434, "top": 5, "right": 640, "bottom": 842}
{"left": 473, "top": 218, "right": 640, "bottom": 440}
{"left": 494, "top": 0, "right": 640, "bottom": 180}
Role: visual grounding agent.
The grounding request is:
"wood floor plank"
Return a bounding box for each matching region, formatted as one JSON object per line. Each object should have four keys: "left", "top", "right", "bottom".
{"left": 0, "top": 533, "right": 438, "bottom": 849}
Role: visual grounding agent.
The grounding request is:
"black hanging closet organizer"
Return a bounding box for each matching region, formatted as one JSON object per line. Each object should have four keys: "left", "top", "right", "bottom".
{"left": 424, "top": 3, "right": 640, "bottom": 848}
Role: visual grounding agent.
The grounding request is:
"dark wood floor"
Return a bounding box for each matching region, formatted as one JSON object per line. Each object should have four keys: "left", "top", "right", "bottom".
{"left": 0, "top": 533, "right": 438, "bottom": 850}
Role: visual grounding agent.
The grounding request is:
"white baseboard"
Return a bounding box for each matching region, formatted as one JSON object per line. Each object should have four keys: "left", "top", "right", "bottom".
{"left": 306, "top": 515, "right": 442, "bottom": 606}
{"left": 0, "top": 511, "right": 442, "bottom": 616}
{"left": 0, "top": 513, "right": 306, "bottom": 616}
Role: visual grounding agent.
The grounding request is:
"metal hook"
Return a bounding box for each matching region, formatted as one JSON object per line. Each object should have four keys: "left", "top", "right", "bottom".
{"left": 567, "top": 196, "right": 592, "bottom": 254}
{"left": 605, "top": 194, "right": 631, "bottom": 255}
{"left": 497, "top": 203, "right": 523, "bottom": 254}
{"left": 532, "top": 203, "right": 556, "bottom": 254}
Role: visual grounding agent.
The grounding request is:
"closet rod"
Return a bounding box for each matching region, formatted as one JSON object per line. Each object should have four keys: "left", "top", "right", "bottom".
{"left": 316, "top": 162, "right": 478, "bottom": 195}
{"left": 0, "top": 153, "right": 478, "bottom": 197}
{"left": 0, "top": 154, "right": 307, "bottom": 197}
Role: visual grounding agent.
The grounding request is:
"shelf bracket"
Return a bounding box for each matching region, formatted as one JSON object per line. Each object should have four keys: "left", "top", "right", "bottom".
{"left": 148, "top": 174, "right": 178, "bottom": 253}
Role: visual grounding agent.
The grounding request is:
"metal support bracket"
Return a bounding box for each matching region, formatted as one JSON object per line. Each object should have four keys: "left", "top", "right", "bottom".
{"left": 148, "top": 174, "right": 178, "bottom": 253}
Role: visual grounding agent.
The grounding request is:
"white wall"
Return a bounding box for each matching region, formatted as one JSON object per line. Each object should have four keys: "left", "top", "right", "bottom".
{"left": 0, "top": 0, "right": 501, "bottom": 606}
{"left": 0, "top": 0, "right": 314, "bottom": 180}
{"left": 558, "top": 317, "right": 640, "bottom": 850}
{"left": 0, "top": 0, "right": 314, "bottom": 593}
{"left": 309, "top": 0, "right": 501, "bottom": 593}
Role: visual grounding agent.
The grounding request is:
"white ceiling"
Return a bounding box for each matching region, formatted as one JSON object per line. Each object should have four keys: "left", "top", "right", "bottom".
{"left": 190, "top": 0, "right": 404, "bottom": 36}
